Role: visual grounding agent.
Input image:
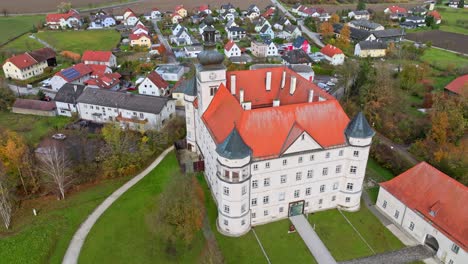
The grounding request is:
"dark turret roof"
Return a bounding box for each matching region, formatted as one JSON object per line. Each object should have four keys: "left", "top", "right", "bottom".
{"left": 216, "top": 127, "right": 252, "bottom": 159}
{"left": 345, "top": 112, "right": 375, "bottom": 138}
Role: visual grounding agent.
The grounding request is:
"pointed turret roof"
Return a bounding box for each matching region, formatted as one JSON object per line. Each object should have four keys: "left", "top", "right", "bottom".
{"left": 216, "top": 127, "right": 252, "bottom": 159}
{"left": 345, "top": 112, "right": 375, "bottom": 138}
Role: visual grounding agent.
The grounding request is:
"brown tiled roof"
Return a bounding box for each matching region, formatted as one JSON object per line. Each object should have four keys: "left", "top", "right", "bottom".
{"left": 13, "top": 99, "right": 56, "bottom": 111}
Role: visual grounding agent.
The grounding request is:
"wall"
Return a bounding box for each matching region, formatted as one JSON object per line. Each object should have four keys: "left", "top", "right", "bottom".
{"left": 12, "top": 107, "right": 56, "bottom": 117}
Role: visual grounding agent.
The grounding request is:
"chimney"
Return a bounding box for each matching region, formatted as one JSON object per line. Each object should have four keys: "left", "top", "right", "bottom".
{"left": 273, "top": 99, "right": 280, "bottom": 107}
{"left": 266, "top": 71, "right": 272, "bottom": 91}
{"left": 230, "top": 75, "right": 236, "bottom": 95}
{"left": 308, "top": 89, "right": 314, "bottom": 102}
{"left": 240, "top": 89, "right": 244, "bottom": 103}
{"left": 74, "top": 85, "right": 77, "bottom": 93}
{"left": 289, "top": 76, "right": 296, "bottom": 95}
{"left": 281, "top": 70, "right": 286, "bottom": 89}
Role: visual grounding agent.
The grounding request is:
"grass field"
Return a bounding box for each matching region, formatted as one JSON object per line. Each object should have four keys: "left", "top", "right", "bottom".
{"left": 366, "top": 158, "right": 395, "bottom": 183}
{"left": 0, "top": 176, "right": 129, "bottom": 264}
{"left": 420, "top": 47, "right": 468, "bottom": 70}
{"left": 0, "top": 112, "right": 70, "bottom": 146}
{"left": 437, "top": 7, "right": 468, "bottom": 35}
{"left": 79, "top": 152, "right": 207, "bottom": 264}
{"left": 35, "top": 30, "right": 121, "bottom": 54}
{"left": 309, "top": 205, "right": 404, "bottom": 261}
{"left": 0, "top": 15, "right": 44, "bottom": 44}
{"left": 0, "top": 34, "right": 44, "bottom": 53}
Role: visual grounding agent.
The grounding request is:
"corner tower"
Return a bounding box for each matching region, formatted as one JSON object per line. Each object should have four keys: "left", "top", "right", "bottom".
{"left": 196, "top": 15, "right": 226, "bottom": 113}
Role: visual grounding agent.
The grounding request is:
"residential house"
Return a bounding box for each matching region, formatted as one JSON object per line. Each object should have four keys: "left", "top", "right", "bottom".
{"left": 282, "top": 49, "right": 313, "bottom": 66}
{"left": 198, "top": 5, "right": 212, "bottom": 15}
{"left": 171, "top": 13, "right": 183, "bottom": 24}
{"left": 291, "top": 3, "right": 302, "bottom": 14}
{"left": 2, "top": 47, "right": 56, "bottom": 80}
{"left": 156, "top": 64, "right": 184, "bottom": 81}
{"left": 262, "top": 7, "right": 275, "bottom": 19}
{"left": 132, "top": 24, "right": 149, "bottom": 35}
{"left": 251, "top": 41, "right": 278, "bottom": 57}
{"left": 254, "top": 18, "right": 271, "bottom": 33}
{"left": 246, "top": 10, "right": 260, "bottom": 21}
{"left": 184, "top": 49, "right": 375, "bottom": 236}
{"left": 55, "top": 83, "right": 85, "bottom": 116}
{"left": 151, "top": 8, "right": 162, "bottom": 19}
{"left": 448, "top": 0, "right": 468, "bottom": 8}
{"left": 320, "top": 44, "right": 345, "bottom": 65}
{"left": 199, "top": 22, "right": 208, "bottom": 35}
{"left": 191, "top": 15, "right": 203, "bottom": 24}
{"left": 297, "top": 6, "right": 326, "bottom": 18}
{"left": 292, "top": 36, "right": 311, "bottom": 53}
{"left": 46, "top": 9, "right": 81, "bottom": 29}
{"left": 89, "top": 14, "right": 116, "bottom": 29}
{"left": 123, "top": 8, "right": 139, "bottom": 26}
{"left": 12, "top": 99, "right": 56, "bottom": 117}
{"left": 130, "top": 33, "right": 152, "bottom": 48}
{"left": 354, "top": 40, "right": 387, "bottom": 58}
{"left": 427, "top": 10, "right": 442, "bottom": 24}
{"left": 170, "top": 77, "right": 194, "bottom": 107}
{"left": 172, "top": 24, "right": 183, "bottom": 36}
{"left": 225, "top": 20, "right": 238, "bottom": 32}
{"left": 223, "top": 12, "right": 236, "bottom": 21}
{"left": 185, "top": 45, "right": 204, "bottom": 58}
{"left": 408, "top": 6, "right": 427, "bottom": 16}
{"left": 76, "top": 88, "right": 175, "bottom": 131}
{"left": 219, "top": 3, "right": 236, "bottom": 14}
{"left": 333, "top": 24, "right": 375, "bottom": 42}
{"left": 348, "top": 20, "right": 384, "bottom": 31}
{"left": 348, "top": 10, "right": 370, "bottom": 20}
{"left": 371, "top": 29, "right": 405, "bottom": 42}
{"left": 225, "top": 40, "right": 241, "bottom": 58}
{"left": 175, "top": 5, "right": 188, "bottom": 18}
{"left": 49, "top": 63, "right": 92, "bottom": 91}
{"left": 85, "top": 72, "right": 121, "bottom": 90}
{"left": 444, "top": 75, "right": 467, "bottom": 96}
{"left": 400, "top": 16, "right": 426, "bottom": 29}
{"left": 274, "top": 16, "right": 291, "bottom": 30}
{"left": 81, "top": 51, "right": 117, "bottom": 68}
{"left": 248, "top": 4, "right": 260, "bottom": 14}
{"left": 260, "top": 24, "right": 275, "bottom": 39}
{"left": 170, "top": 27, "right": 194, "bottom": 46}
{"left": 227, "top": 26, "right": 246, "bottom": 41}
{"left": 138, "top": 71, "right": 169, "bottom": 96}
{"left": 278, "top": 25, "right": 302, "bottom": 40}
{"left": 384, "top": 6, "right": 407, "bottom": 20}
{"left": 377, "top": 162, "right": 468, "bottom": 264}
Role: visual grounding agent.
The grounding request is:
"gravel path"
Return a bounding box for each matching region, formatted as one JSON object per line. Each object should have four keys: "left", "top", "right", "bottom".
{"left": 339, "top": 245, "right": 435, "bottom": 264}
{"left": 62, "top": 146, "right": 174, "bottom": 264}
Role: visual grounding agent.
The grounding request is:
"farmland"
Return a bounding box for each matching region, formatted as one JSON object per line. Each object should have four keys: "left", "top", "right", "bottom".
{"left": 437, "top": 7, "right": 468, "bottom": 35}
{"left": 0, "top": 15, "right": 43, "bottom": 45}
{"left": 406, "top": 30, "right": 468, "bottom": 55}
{"left": 0, "top": 34, "right": 44, "bottom": 53}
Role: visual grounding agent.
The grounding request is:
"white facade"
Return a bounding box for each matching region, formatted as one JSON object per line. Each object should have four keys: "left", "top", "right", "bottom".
{"left": 2, "top": 60, "right": 48, "bottom": 80}
{"left": 125, "top": 16, "right": 139, "bottom": 26}
{"left": 49, "top": 74, "right": 90, "bottom": 91}
{"left": 56, "top": 101, "right": 78, "bottom": 117}
{"left": 138, "top": 78, "right": 165, "bottom": 96}
{"left": 225, "top": 43, "right": 241, "bottom": 58}
{"left": 251, "top": 42, "right": 278, "bottom": 57}
{"left": 227, "top": 28, "right": 246, "bottom": 41}
{"left": 377, "top": 188, "right": 467, "bottom": 264}
{"left": 323, "top": 53, "right": 345, "bottom": 66}
{"left": 89, "top": 16, "right": 115, "bottom": 28}
{"left": 82, "top": 54, "right": 117, "bottom": 68}
{"left": 156, "top": 65, "right": 184, "bottom": 82}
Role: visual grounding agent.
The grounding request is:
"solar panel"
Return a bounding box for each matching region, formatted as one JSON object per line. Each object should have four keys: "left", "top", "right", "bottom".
{"left": 62, "top": 68, "right": 80, "bottom": 81}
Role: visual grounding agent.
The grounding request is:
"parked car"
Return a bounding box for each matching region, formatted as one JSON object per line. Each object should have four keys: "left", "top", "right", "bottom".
{"left": 52, "top": 133, "right": 66, "bottom": 140}
{"left": 318, "top": 82, "right": 328, "bottom": 89}
{"left": 326, "top": 81, "right": 335, "bottom": 86}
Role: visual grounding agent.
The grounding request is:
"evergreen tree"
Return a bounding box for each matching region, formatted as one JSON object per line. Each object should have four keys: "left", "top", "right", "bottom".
{"left": 357, "top": 0, "right": 366, "bottom": 10}
{"left": 458, "top": 0, "right": 465, "bottom": 8}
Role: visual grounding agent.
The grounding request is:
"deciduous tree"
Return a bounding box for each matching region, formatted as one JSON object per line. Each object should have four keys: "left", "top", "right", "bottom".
{"left": 0, "top": 131, "right": 28, "bottom": 194}
{"left": 319, "top": 22, "right": 334, "bottom": 38}
{"left": 330, "top": 13, "right": 340, "bottom": 24}
{"left": 38, "top": 145, "right": 72, "bottom": 200}
{"left": 0, "top": 166, "right": 13, "bottom": 229}
{"left": 336, "top": 24, "right": 351, "bottom": 50}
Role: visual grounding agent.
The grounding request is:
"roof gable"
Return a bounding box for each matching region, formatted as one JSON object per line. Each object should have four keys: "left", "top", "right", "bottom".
{"left": 445, "top": 75, "right": 467, "bottom": 95}
{"left": 282, "top": 128, "right": 322, "bottom": 155}
{"left": 146, "top": 71, "right": 169, "bottom": 88}
{"left": 320, "top": 44, "right": 343, "bottom": 57}
{"left": 82, "top": 50, "right": 112, "bottom": 62}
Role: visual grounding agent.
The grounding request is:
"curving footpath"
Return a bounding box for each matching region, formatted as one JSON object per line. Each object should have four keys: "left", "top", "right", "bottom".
{"left": 62, "top": 146, "right": 174, "bottom": 264}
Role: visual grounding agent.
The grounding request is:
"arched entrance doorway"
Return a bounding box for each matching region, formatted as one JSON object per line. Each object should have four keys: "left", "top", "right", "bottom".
{"left": 424, "top": 234, "right": 439, "bottom": 252}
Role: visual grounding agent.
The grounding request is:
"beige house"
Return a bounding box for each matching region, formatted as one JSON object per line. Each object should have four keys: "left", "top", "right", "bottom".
{"left": 130, "top": 33, "right": 152, "bottom": 48}
{"left": 175, "top": 5, "right": 187, "bottom": 18}
{"left": 354, "top": 40, "right": 387, "bottom": 58}
{"left": 3, "top": 48, "right": 56, "bottom": 80}
{"left": 251, "top": 41, "right": 278, "bottom": 58}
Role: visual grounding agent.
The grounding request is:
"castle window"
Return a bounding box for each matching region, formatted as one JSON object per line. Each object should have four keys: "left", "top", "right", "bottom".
{"left": 251, "top": 198, "right": 257, "bottom": 206}
{"left": 223, "top": 186, "right": 230, "bottom": 196}
{"left": 294, "top": 190, "right": 300, "bottom": 198}
{"left": 339, "top": 150, "right": 344, "bottom": 156}
{"left": 346, "top": 183, "right": 354, "bottom": 191}
{"left": 306, "top": 187, "right": 311, "bottom": 196}
{"left": 350, "top": 166, "right": 357, "bottom": 174}
{"left": 345, "top": 197, "right": 351, "bottom": 203}
{"left": 320, "top": 185, "right": 325, "bottom": 193}
{"left": 353, "top": 151, "right": 359, "bottom": 157}
{"left": 263, "top": 196, "right": 269, "bottom": 204}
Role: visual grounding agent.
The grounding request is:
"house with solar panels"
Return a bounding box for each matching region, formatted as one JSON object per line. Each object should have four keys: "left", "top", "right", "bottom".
{"left": 49, "top": 63, "right": 92, "bottom": 91}
{"left": 184, "top": 20, "right": 375, "bottom": 236}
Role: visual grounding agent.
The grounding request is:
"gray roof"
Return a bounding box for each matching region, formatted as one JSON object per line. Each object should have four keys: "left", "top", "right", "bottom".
{"left": 55, "top": 83, "right": 86, "bottom": 104}
{"left": 228, "top": 26, "right": 246, "bottom": 32}
{"left": 349, "top": 20, "right": 383, "bottom": 30}
{"left": 345, "top": 112, "right": 375, "bottom": 139}
{"left": 216, "top": 127, "right": 252, "bottom": 159}
{"left": 282, "top": 49, "right": 312, "bottom": 64}
{"left": 353, "top": 10, "right": 369, "bottom": 15}
{"left": 260, "top": 24, "right": 271, "bottom": 33}
{"left": 77, "top": 88, "right": 171, "bottom": 114}
{"left": 179, "top": 77, "right": 197, "bottom": 95}
{"left": 371, "top": 28, "right": 406, "bottom": 38}
{"left": 334, "top": 24, "right": 371, "bottom": 42}
{"left": 357, "top": 40, "right": 387, "bottom": 50}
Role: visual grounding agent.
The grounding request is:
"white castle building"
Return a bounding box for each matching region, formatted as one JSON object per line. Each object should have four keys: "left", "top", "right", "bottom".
{"left": 184, "top": 17, "right": 375, "bottom": 236}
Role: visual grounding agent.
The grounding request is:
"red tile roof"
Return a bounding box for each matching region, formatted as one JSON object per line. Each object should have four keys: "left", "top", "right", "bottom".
{"left": 152, "top": 8, "right": 160, "bottom": 11}
{"left": 224, "top": 40, "right": 237, "bottom": 51}
{"left": 13, "top": 99, "right": 56, "bottom": 111}
{"left": 202, "top": 69, "right": 348, "bottom": 158}
{"left": 320, "top": 44, "right": 343, "bottom": 57}
{"left": 88, "top": 64, "right": 110, "bottom": 76}
{"left": 380, "top": 162, "right": 468, "bottom": 251}
{"left": 445, "top": 75, "right": 467, "bottom": 95}
{"left": 56, "top": 63, "right": 92, "bottom": 82}
{"left": 387, "top": 5, "right": 407, "bottom": 14}
{"left": 198, "top": 5, "right": 209, "bottom": 12}
{"left": 132, "top": 24, "right": 148, "bottom": 33}
{"left": 146, "top": 71, "right": 169, "bottom": 88}
{"left": 5, "top": 53, "right": 37, "bottom": 69}
{"left": 428, "top": 10, "right": 442, "bottom": 20}
{"left": 85, "top": 72, "right": 121, "bottom": 89}
{"left": 81, "top": 51, "right": 113, "bottom": 63}
{"left": 129, "top": 33, "right": 150, "bottom": 40}
{"left": 46, "top": 10, "right": 80, "bottom": 23}
{"left": 175, "top": 5, "right": 185, "bottom": 11}
{"left": 262, "top": 8, "right": 275, "bottom": 18}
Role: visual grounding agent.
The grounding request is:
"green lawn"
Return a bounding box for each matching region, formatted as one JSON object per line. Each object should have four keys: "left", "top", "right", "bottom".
{"left": 366, "top": 158, "right": 395, "bottom": 183}
{"left": 35, "top": 30, "right": 121, "bottom": 54}
{"left": 421, "top": 47, "right": 468, "bottom": 70}
{"left": 0, "top": 15, "right": 44, "bottom": 44}
{"left": 0, "top": 34, "right": 44, "bottom": 53}
{"left": 80, "top": 152, "right": 206, "bottom": 264}
{"left": 0, "top": 112, "right": 70, "bottom": 146}
{"left": 437, "top": 7, "right": 468, "bottom": 34}
{"left": 366, "top": 187, "right": 380, "bottom": 204}
{"left": 432, "top": 75, "right": 457, "bottom": 91}
{"left": 0, "top": 176, "right": 130, "bottom": 264}
{"left": 309, "top": 205, "right": 404, "bottom": 261}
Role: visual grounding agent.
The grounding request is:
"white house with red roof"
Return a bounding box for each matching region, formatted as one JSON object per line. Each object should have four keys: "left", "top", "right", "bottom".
{"left": 123, "top": 8, "right": 139, "bottom": 26}
{"left": 2, "top": 47, "right": 56, "bottom": 80}
{"left": 427, "top": 10, "right": 442, "bottom": 24}
{"left": 377, "top": 162, "right": 468, "bottom": 264}
{"left": 49, "top": 63, "right": 92, "bottom": 91}
{"left": 150, "top": 8, "right": 162, "bottom": 19}
{"left": 320, "top": 44, "right": 345, "bottom": 65}
{"left": 384, "top": 5, "right": 408, "bottom": 20}
{"left": 85, "top": 72, "right": 121, "bottom": 90}
{"left": 171, "top": 13, "right": 183, "bottom": 24}
{"left": 175, "top": 5, "right": 188, "bottom": 18}
{"left": 46, "top": 9, "right": 82, "bottom": 29}
{"left": 81, "top": 51, "right": 117, "bottom": 68}
{"left": 132, "top": 24, "right": 149, "bottom": 35}
{"left": 198, "top": 4, "right": 212, "bottom": 15}
{"left": 224, "top": 40, "right": 241, "bottom": 58}
{"left": 130, "top": 33, "right": 152, "bottom": 48}
{"left": 138, "top": 71, "right": 169, "bottom": 96}
{"left": 183, "top": 24, "right": 375, "bottom": 236}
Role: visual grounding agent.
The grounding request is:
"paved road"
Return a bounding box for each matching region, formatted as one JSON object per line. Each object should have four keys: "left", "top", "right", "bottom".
{"left": 62, "top": 147, "right": 174, "bottom": 264}
{"left": 374, "top": 133, "right": 419, "bottom": 166}
{"left": 29, "top": 34, "right": 55, "bottom": 50}
{"left": 152, "top": 20, "right": 177, "bottom": 64}
{"left": 339, "top": 245, "right": 435, "bottom": 264}
{"left": 290, "top": 215, "right": 337, "bottom": 264}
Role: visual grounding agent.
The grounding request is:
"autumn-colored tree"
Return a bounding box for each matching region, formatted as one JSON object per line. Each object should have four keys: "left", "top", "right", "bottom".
{"left": 0, "top": 164, "right": 13, "bottom": 229}
{"left": 330, "top": 13, "right": 340, "bottom": 24}
{"left": 319, "top": 22, "right": 334, "bottom": 38}
{"left": 0, "top": 131, "right": 28, "bottom": 194}
{"left": 336, "top": 24, "right": 351, "bottom": 50}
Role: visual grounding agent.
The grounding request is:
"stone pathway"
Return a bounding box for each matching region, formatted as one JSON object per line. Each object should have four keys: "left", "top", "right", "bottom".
{"left": 62, "top": 147, "right": 174, "bottom": 264}
{"left": 290, "top": 214, "right": 337, "bottom": 264}
{"left": 339, "top": 245, "right": 435, "bottom": 264}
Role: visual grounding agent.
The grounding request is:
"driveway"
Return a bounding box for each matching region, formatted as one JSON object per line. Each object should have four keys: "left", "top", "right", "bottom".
{"left": 152, "top": 20, "right": 177, "bottom": 63}
{"left": 339, "top": 245, "right": 435, "bottom": 264}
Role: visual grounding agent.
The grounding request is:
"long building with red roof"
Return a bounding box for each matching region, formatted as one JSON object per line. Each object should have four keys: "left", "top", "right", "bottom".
{"left": 46, "top": 9, "right": 81, "bottom": 29}
{"left": 377, "top": 162, "right": 467, "bottom": 263}
{"left": 184, "top": 21, "right": 375, "bottom": 236}
{"left": 2, "top": 47, "right": 56, "bottom": 80}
